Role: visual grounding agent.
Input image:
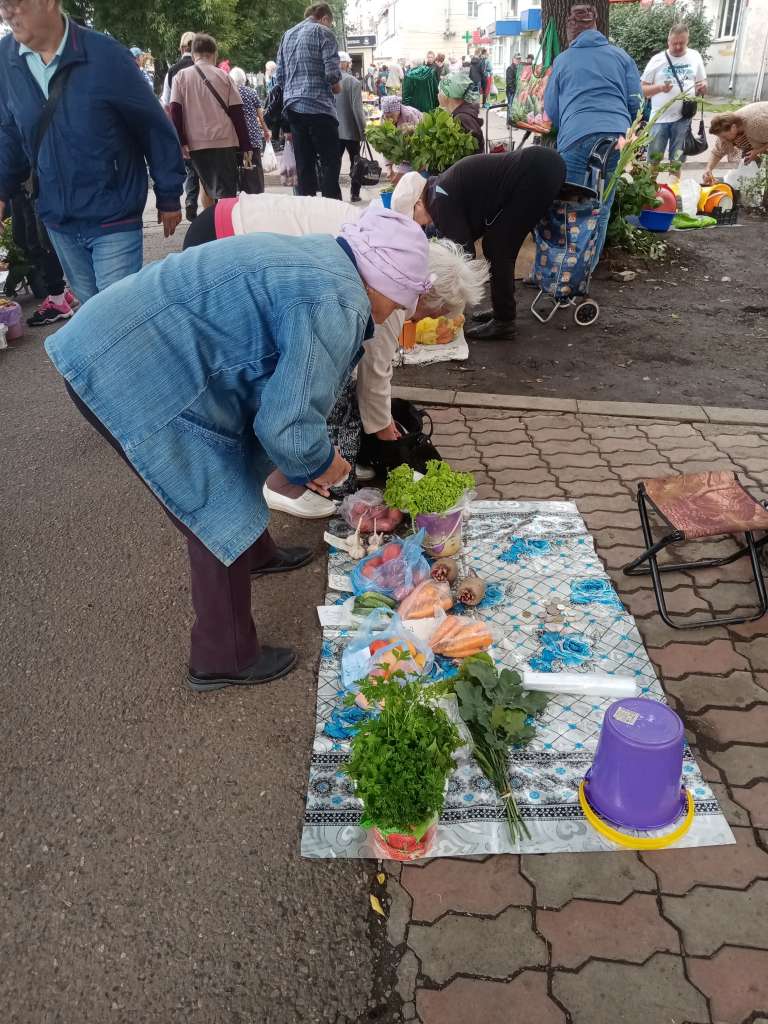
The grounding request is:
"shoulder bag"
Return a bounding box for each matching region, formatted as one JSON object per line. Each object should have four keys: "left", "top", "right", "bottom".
{"left": 29, "top": 63, "right": 75, "bottom": 200}
{"left": 663, "top": 52, "right": 698, "bottom": 121}
{"left": 193, "top": 64, "right": 236, "bottom": 122}
{"left": 682, "top": 99, "right": 709, "bottom": 157}
{"left": 351, "top": 139, "right": 382, "bottom": 188}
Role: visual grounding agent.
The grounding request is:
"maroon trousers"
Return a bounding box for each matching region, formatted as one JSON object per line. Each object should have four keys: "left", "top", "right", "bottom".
{"left": 66, "top": 385, "right": 275, "bottom": 674}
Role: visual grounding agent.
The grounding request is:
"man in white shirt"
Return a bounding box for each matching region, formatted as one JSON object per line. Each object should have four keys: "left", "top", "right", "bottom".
{"left": 641, "top": 24, "right": 707, "bottom": 162}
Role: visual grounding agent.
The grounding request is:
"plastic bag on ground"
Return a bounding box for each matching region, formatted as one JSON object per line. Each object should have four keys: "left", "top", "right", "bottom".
{"left": 340, "top": 489, "right": 404, "bottom": 534}
{"left": 679, "top": 179, "right": 700, "bottom": 217}
{"left": 351, "top": 529, "right": 430, "bottom": 601}
{"left": 340, "top": 609, "right": 435, "bottom": 693}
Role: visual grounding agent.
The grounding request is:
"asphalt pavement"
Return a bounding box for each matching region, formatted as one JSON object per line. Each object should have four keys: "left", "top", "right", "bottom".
{"left": 0, "top": 213, "right": 380, "bottom": 1024}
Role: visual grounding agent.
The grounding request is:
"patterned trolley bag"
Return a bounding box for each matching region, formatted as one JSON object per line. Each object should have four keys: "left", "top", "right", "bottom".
{"left": 531, "top": 137, "right": 616, "bottom": 328}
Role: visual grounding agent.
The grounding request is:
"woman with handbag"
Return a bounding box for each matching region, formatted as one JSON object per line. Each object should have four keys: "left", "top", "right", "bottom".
{"left": 182, "top": 191, "right": 488, "bottom": 518}
{"left": 229, "top": 66, "right": 270, "bottom": 194}
{"left": 641, "top": 24, "right": 707, "bottom": 164}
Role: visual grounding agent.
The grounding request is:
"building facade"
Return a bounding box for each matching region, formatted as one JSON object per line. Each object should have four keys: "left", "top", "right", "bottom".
{"left": 373, "top": 0, "right": 482, "bottom": 64}
{"left": 701, "top": 0, "right": 768, "bottom": 99}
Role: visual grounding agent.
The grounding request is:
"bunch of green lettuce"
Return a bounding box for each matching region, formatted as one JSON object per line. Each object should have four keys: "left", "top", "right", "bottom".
{"left": 384, "top": 460, "right": 475, "bottom": 517}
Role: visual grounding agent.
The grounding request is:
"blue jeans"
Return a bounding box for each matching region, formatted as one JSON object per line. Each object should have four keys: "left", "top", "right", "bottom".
{"left": 648, "top": 119, "right": 689, "bottom": 163}
{"left": 560, "top": 132, "right": 621, "bottom": 269}
{"left": 47, "top": 227, "right": 143, "bottom": 305}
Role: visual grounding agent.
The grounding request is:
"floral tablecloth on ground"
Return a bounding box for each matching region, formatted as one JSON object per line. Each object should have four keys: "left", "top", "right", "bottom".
{"left": 301, "top": 500, "right": 734, "bottom": 858}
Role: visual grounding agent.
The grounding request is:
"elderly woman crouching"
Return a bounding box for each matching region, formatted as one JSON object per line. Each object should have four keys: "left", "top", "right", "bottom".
{"left": 703, "top": 102, "right": 768, "bottom": 185}
{"left": 45, "top": 208, "right": 431, "bottom": 692}
{"left": 183, "top": 192, "right": 489, "bottom": 518}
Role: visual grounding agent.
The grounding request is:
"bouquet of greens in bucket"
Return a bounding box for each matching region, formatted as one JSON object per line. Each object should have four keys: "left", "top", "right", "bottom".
{"left": 343, "top": 668, "right": 461, "bottom": 860}
{"left": 453, "top": 654, "right": 550, "bottom": 843}
{"left": 384, "top": 460, "right": 475, "bottom": 557}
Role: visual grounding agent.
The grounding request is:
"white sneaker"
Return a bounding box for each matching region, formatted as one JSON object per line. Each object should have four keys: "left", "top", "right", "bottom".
{"left": 357, "top": 464, "right": 376, "bottom": 482}
{"left": 263, "top": 482, "right": 338, "bottom": 519}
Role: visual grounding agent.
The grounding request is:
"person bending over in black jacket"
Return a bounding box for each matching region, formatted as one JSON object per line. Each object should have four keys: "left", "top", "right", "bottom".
{"left": 392, "top": 149, "right": 566, "bottom": 341}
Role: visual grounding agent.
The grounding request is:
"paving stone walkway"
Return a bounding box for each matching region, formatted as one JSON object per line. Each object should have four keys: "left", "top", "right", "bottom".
{"left": 381, "top": 403, "right": 768, "bottom": 1024}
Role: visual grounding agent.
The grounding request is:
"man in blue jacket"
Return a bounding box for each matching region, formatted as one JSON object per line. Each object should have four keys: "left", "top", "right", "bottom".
{"left": 0, "top": 0, "right": 185, "bottom": 304}
{"left": 544, "top": 4, "right": 641, "bottom": 264}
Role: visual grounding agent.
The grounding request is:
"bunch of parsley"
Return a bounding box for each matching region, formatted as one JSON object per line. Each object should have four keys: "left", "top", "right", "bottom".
{"left": 344, "top": 673, "right": 461, "bottom": 839}
{"left": 454, "top": 654, "right": 550, "bottom": 843}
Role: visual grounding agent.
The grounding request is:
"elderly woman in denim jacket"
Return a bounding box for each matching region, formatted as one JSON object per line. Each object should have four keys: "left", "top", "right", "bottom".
{"left": 45, "top": 207, "right": 431, "bottom": 693}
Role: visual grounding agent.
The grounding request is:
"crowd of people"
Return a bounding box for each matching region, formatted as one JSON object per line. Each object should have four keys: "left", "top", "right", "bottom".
{"left": 1, "top": 0, "right": 765, "bottom": 689}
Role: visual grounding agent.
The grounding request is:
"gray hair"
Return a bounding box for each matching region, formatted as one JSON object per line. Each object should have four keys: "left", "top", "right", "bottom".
{"left": 669, "top": 23, "right": 690, "bottom": 36}
{"left": 422, "top": 239, "right": 490, "bottom": 316}
{"left": 230, "top": 66, "right": 247, "bottom": 88}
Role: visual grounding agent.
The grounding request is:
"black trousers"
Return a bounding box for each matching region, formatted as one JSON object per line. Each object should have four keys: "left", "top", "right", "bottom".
{"left": 189, "top": 147, "right": 239, "bottom": 201}
{"left": 339, "top": 138, "right": 361, "bottom": 198}
{"left": 10, "top": 190, "right": 65, "bottom": 297}
{"left": 481, "top": 147, "right": 566, "bottom": 321}
{"left": 286, "top": 111, "right": 342, "bottom": 199}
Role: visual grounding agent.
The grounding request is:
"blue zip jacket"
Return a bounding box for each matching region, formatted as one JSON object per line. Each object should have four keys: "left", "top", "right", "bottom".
{"left": 0, "top": 21, "right": 184, "bottom": 234}
{"left": 45, "top": 233, "right": 372, "bottom": 565}
{"left": 544, "top": 31, "right": 641, "bottom": 153}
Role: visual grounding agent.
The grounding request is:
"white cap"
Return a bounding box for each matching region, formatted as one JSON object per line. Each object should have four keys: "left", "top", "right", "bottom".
{"left": 338, "top": 51, "right": 352, "bottom": 63}
{"left": 391, "top": 172, "right": 428, "bottom": 219}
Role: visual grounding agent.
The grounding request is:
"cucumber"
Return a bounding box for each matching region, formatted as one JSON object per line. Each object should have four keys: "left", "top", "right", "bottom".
{"left": 354, "top": 591, "right": 397, "bottom": 611}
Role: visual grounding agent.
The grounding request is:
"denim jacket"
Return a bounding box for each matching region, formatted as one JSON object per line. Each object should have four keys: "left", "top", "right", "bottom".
{"left": 45, "top": 234, "right": 371, "bottom": 564}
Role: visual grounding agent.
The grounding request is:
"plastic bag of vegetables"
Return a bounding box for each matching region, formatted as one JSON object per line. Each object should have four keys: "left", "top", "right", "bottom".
{"left": 340, "top": 609, "right": 434, "bottom": 694}
{"left": 351, "top": 529, "right": 430, "bottom": 602}
{"left": 340, "top": 489, "right": 404, "bottom": 535}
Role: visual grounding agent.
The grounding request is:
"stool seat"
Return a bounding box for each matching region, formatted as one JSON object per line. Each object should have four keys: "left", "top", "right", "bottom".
{"left": 644, "top": 471, "right": 768, "bottom": 541}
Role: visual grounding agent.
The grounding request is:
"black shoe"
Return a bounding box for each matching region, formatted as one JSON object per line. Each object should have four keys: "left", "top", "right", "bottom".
{"left": 350, "top": 195, "right": 362, "bottom": 203}
{"left": 185, "top": 206, "right": 198, "bottom": 222}
{"left": 187, "top": 646, "right": 298, "bottom": 692}
{"left": 251, "top": 545, "right": 314, "bottom": 578}
{"left": 464, "top": 318, "right": 516, "bottom": 341}
{"left": 471, "top": 308, "right": 494, "bottom": 323}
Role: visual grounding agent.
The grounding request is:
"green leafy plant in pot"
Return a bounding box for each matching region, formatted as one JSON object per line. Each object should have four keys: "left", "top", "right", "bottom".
{"left": 344, "top": 670, "right": 461, "bottom": 861}
{"left": 384, "top": 460, "right": 475, "bottom": 558}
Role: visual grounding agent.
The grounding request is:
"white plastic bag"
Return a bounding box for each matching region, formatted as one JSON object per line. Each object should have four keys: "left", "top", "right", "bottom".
{"left": 679, "top": 179, "right": 700, "bottom": 217}
{"left": 724, "top": 160, "right": 759, "bottom": 190}
{"left": 261, "top": 140, "right": 278, "bottom": 174}
{"left": 278, "top": 139, "right": 297, "bottom": 187}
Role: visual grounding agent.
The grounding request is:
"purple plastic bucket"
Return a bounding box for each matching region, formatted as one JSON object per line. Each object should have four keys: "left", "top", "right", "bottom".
{"left": 584, "top": 698, "right": 685, "bottom": 830}
{"left": 415, "top": 507, "right": 464, "bottom": 558}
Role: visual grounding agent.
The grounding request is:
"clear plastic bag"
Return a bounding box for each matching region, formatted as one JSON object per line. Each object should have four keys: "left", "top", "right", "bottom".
{"left": 340, "top": 488, "right": 404, "bottom": 534}
{"left": 351, "top": 529, "right": 430, "bottom": 601}
{"left": 278, "top": 139, "right": 297, "bottom": 187}
{"left": 261, "top": 140, "right": 278, "bottom": 174}
{"left": 340, "top": 609, "right": 434, "bottom": 693}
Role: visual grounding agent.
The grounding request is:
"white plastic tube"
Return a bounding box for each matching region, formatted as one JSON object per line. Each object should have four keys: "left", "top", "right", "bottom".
{"left": 523, "top": 672, "right": 638, "bottom": 699}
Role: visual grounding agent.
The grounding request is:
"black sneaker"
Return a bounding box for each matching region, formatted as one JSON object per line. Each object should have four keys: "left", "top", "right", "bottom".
{"left": 187, "top": 645, "right": 297, "bottom": 692}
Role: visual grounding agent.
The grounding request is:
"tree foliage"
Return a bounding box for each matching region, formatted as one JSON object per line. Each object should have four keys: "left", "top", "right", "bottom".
{"left": 609, "top": 2, "right": 714, "bottom": 70}
{"left": 63, "top": 0, "right": 310, "bottom": 70}
{"left": 541, "top": 0, "right": 609, "bottom": 52}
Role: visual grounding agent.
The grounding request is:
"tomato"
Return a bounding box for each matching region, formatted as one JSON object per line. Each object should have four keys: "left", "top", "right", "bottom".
{"left": 362, "top": 563, "right": 378, "bottom": 578}
{"left": 369, "top": 639, "right": 389, "bottom": 656}
{"left": 380, "top": 543, "right": 401, "bottom": 563}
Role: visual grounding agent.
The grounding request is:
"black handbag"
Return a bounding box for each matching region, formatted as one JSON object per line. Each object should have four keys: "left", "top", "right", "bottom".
{"left": 351, "top": 140, "right": 382, "bottom": 187}
{"left": 664, "top": 51, "right": 698, "bottom": 121}
{"left": 683, "top": 101, "right": 708, "bottom": 157}
{"left": 358, "top": 399, "right": 442, "bottom": 476}
{"left": 238, "top": 158, "right": 264, "bottom": 194}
